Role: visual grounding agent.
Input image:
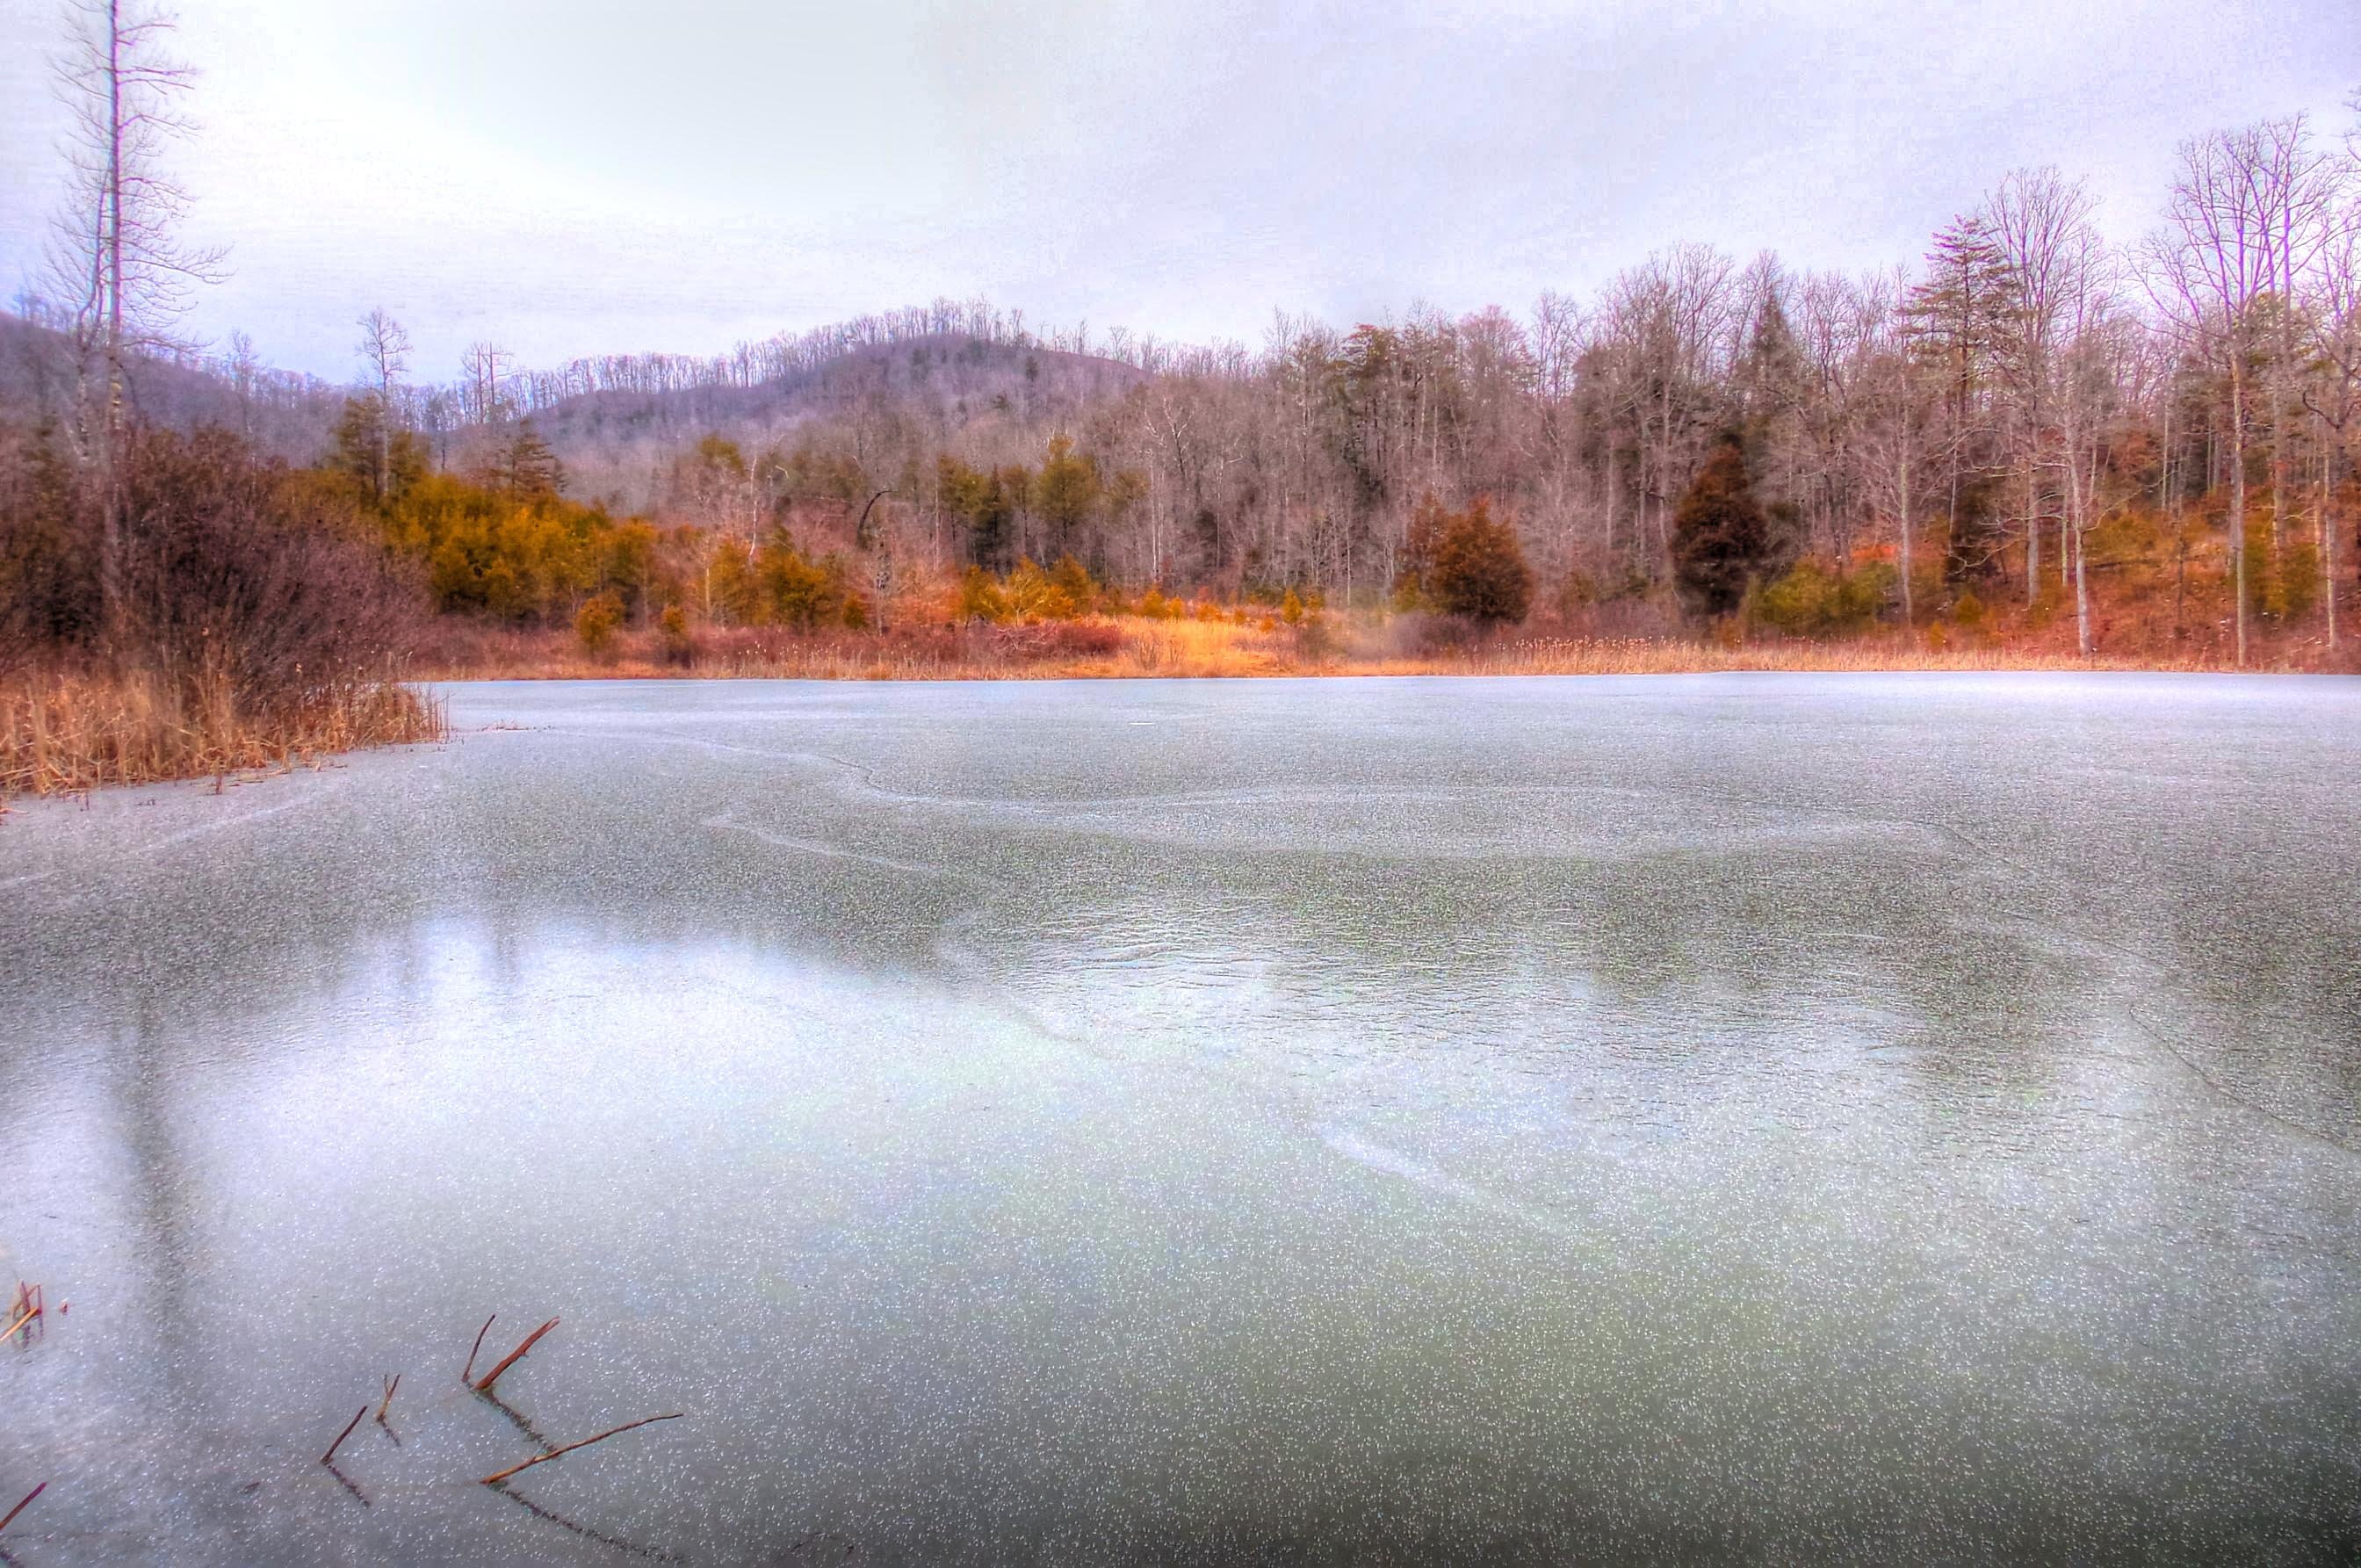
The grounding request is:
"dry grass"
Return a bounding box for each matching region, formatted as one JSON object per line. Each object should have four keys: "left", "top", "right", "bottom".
{"left": 406, "top": 610, "right": 2336, "bottom": 687}
{"left": 413, "top": 616, "right": 1305, "bottom": 682}
{"left": 1383, "top": 634, "right": 2229, "bottom": 677}
{"left": 1, "top": 668, "right": 445, "bottom": 798}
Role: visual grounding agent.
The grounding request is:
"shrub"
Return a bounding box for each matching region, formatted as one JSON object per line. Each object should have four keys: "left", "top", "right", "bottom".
{"left": 2, "top": 425, "right": 434, "bottom": 791}
{"left": 2278, "top": 538, "right": 2321, "bottom": 621}
{"left": 0, "top": 424, "right": 96, "bottom": 671}
{"left": 112, "top": 429, "right": 417, "bottom": 708}
{"left": 989, "top": 619, "right": 1123, "bottom": 661}
{"left": 960, "top": 566, "right": 1012, "bottom": 623}
{"left": 1556, "top": 570, "right": 1598, "bottom": 616}
{"left": 1757, "top": 560, "right": 1895, "bottom": 636}
{"left": 1049, "top": 554, "right": 1098, "bottom": 617}
{"left": 1002, "top": 558, "right": 1058, "bottom": 619}
{"left": 1671, "top": 430, "right": 1778, "bottom": 618}
{"left": 1293, "top": 612, "right": 1341, "bottom": 662}
{"left": 1427, "top": 499, "right": 1534, "bottom": 625}
{"left": 574, "top": 591, "right": 624, "bottom": 659}
{"left": 658, "top": 602, "right": 697, "bottom": 666}
{"left": 755, "top": 536, "right": 850, "bottom": 630}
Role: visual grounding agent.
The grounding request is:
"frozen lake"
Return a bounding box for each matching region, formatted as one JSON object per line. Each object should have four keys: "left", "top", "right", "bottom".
{"left": 3, "top": 674, "right": 2358, "bottom": 1564}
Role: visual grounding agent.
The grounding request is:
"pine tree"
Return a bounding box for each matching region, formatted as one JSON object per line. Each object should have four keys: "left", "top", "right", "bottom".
{"left": 1903, "top": 215, "right": 2022, "bottom": 582}
{"left": 1033, "top": 436, "right": 1100, "bottom": 560}
{"left": 1735, "top": 290, "right": 1807, "bottom": 432}
{"left": 1671, "top": 430, "right": 1775, "bottom": 618}
{"left": 492, "top": 419, "right": 564, "bottom": 498}
{"left": 969, "top": 473, "right": 1016, "bottom": 571}
{"left": 1903, "top": 215, "right": 2023, "bottom": 405}
{"left": 329, "top": 395, "right": 425, "bottom": 507}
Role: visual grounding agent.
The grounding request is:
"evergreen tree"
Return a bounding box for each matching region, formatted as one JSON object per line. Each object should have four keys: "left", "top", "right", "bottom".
{"left": 1735, "top": 288, "right": 1807, "bottom": 433}
{"left": 1671, "top": 430, "right": 1776, "bottom": 617}
{"left": 971, "top": 473, "right": 1017, "bottom": 571}
{"left": 1427, "top": 499, "right": 1534, "bottom": 625}
{"left": 1903, "top": 216, "right": 2022, "bottom": 583}
{"left": 1033, "top": 436, "right": 1100, "bottom": 560}
{"left": 490, "top": 419, "right": 564, "bottom": 498}
{"left": 328, "top": 395, "right": 426, "bottom": 507}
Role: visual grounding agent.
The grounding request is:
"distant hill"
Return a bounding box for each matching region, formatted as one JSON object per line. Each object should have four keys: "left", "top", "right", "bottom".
{"left": 523, "top": 333, "right": 1149, "bottom": 511}
{"left": 0, "top": 311, "right": 1152, "bottom": 514}
{"left": 0, "top": 311, "right": 348, "bottom": 465}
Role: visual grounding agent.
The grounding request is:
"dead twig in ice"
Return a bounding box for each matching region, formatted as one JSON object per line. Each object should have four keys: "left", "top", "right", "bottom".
{"left": 0, "top": 1482, "right": 44, "bottom": 1535}
{"left": 475, "top": 1318, "right": 558, "bottom": 1393}
{"left": 375, "top": 1373, "right": 401, "bottom": 1426}
{"left": 321, "top": 1405, "right": 366, "bottom": 1467}
{"left": 481, "top": 1414, "right": 682, "bottom": 1487}
{"left": 463, "top": 1314, "right": 496, "bottom": 1384}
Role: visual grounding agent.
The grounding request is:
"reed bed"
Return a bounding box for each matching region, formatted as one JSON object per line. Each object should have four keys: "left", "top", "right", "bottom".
{"left": 1, "top": 668, "right": 444, "bottom": 798}
{"left": 1395, "top": 635, "right": 2222, "bottom": 677}
{"left": 412, "top": 612, "right": 2279, "bottom": 686}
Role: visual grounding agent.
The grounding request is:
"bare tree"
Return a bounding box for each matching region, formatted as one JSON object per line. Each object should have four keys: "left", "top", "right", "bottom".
{"left": 2147, "top": 124, "right": 2291, "bottom": 666}
{"left": 2052, "top": 249, "right": 2129, "bottom": 656}
{"left": 2303, "top": 198, "right": 2361, "bottom": 648}
{"left": 355, "top": 307, "right": 411, "bottom": 499}
{"left": 43, "top": 0, "right": 225, "bottom": 642}
{"left": 2256, "top": 117, "right": 2342, "bottom": 577}
{"left": 1854, "top": 270, "right": 1930, "bottom": 626}
{"left": 462, "top": 340, "right": 515, "bottom": 427}
{"left": 224, "top": 327, "right": 258, "bottom": 438}
{"left": 1989, "top": 167, "right": 2102, "bottom": 603}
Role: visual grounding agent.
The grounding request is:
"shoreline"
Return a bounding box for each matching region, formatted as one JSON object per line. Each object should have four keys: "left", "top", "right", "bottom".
{"left": 411, "top": 652, "right": 2310, "bottom": 683}
{"left": 8, "top": 656, "right": 2350, "bottom": 805}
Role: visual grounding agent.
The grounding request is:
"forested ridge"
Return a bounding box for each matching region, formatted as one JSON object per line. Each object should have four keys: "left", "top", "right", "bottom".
{"left": 15, "top": 109, "right": 2361, "bottom": 668}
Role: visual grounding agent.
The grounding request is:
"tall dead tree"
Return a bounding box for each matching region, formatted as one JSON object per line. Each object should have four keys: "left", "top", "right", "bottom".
{"left": 462, "top": 340, "right": 515, "bottom": 428}
{"left": 43, "top": 0, "right": 224, "bottom": 647}
{"left": 356, "top": 307, "right": 412, "bottom": 501}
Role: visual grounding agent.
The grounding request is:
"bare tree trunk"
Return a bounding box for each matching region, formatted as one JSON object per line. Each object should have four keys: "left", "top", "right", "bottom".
{"left": 2231, "top": 372, "right": 2249, "bottom": 666}
{"left": 1897, "top": 445, "right": 1914, "bottom": 628}
{"left": 2066, "top": 437, "right": 2091, "bottom": 656}
{"left": 2325, "top": 445, "right": 2339, "bottom": 649}
{"left": 2073, "top": 509, "right": 2090, "bottom": 654}
{"left": 2024, "top": 437, "right": 2039, "bottom": 606}
{"left": 99, "top": 0, "right": 126, "bottom": 651}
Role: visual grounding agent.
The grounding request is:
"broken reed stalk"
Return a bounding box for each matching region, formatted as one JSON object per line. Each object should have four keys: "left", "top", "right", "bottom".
{"left": 376, "top": 1373, "right": 401, "bottom": 1425}
{"left": 0, "top": 1481, "right": 44, "bottom": 1535}
{"left": 321, "top": 1405, "right": 366, "bottom": 1467}
{"left": 474, "top": 1318, "right": 558, "bottom": 1393}
{"left": 480, "top": 1413, "right": 682, "bottom": 1487}
{"left": 463, "top": 1314, "right": 496, "bottom": 1384}
{"left": 2, "top": 1284, "right": 42, "bottom": 1341}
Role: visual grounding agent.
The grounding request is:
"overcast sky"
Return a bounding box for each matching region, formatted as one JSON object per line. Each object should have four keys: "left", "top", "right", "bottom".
{"left": 1, "top": 0, "right": 2354, "bottom": 381}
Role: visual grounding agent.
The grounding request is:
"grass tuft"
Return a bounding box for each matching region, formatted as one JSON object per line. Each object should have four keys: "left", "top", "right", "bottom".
{"left": 1, "top": 668, "right": 444, "bottom": 798}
